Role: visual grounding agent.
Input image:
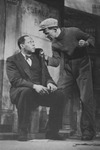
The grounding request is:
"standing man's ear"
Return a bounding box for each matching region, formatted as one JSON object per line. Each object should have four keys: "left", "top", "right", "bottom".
{"left": 54, "top": 28, "right": 58, "bottom": 32}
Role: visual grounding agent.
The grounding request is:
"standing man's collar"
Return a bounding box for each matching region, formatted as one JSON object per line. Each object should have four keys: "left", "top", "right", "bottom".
{"left": 55, "top": 28, "right": 65, "bottom": 40}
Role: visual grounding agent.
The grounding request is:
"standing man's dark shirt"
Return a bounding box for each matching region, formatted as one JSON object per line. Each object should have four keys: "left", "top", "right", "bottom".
{"left": 39, "top": 18, "right": 96, "bottom": 141}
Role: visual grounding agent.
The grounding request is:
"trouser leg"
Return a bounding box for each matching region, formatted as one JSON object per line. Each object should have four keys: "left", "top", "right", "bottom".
{"left": 48, "top": 91, "right": 64, "bottom": 133}
{"left": 39, "top": 89, "right": 64, "bottom": 133}
{"left": 57, "top": 64, "right": 75, "bottom": 130}
{"left": 16, "top": 88, "right": 38, "bottom": 131}
{"left": 78, "top": 60, "right": 96, "bottom": 136}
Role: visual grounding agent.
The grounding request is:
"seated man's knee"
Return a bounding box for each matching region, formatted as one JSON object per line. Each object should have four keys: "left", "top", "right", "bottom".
{"left": 21, "top": 87, "right": 33, "bottom": 95}
{"left": 19, "top": 88, "right": 36, "bottom": 100}
{"left": 17, "top": 87, "right": 34, "bottom": 106}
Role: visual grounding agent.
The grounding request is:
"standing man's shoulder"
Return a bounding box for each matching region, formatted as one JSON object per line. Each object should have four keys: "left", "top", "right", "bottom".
{"left": 65, "top": 27, "right": 80, "bottom": 32}
{"left": 62, "top": 27, "right": 81, "bottom": 35}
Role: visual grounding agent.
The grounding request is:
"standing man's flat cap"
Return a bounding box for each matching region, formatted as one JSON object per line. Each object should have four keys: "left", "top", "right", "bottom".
{"left": 39, "top": 18, "right": 58, "bottom": 31}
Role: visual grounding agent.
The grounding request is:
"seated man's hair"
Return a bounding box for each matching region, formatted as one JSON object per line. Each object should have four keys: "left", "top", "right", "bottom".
{"left": 18, "top": 35, "right": 29, "bottom": 49}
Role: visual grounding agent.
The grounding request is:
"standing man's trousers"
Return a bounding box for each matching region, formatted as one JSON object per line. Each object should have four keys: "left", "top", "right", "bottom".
{"left": 58, "top": 56, "right": 95, "bottom": 136}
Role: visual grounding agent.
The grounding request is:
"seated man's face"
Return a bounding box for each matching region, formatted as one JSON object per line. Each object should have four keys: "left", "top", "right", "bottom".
{"left": 23, "top": 36, "right": 35, "bottom": 54}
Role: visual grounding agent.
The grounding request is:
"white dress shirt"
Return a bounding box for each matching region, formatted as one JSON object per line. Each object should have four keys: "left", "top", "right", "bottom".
{"left": 21, "top": 52, "right": 32, "bottom": 66}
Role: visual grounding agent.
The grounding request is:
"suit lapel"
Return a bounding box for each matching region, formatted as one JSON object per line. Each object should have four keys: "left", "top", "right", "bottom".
{"left": 16, "top": 52, "right": 33, "bottom": 79}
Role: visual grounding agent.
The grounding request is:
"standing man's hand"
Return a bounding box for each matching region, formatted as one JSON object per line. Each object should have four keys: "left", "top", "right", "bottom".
{"left": 33, "top": 84, "right": 49, "bottom": 95}
{"left": 79, "top": 40, "right": 89, "bottom": 47}
{"left": 45, "top": 55, "right": 49, "bottom": 61}
{"left": 47, "top": 83, "right": 57, "bottom": 92}
{"left": 44, "top": 54, "right": 49, "bottom": 65}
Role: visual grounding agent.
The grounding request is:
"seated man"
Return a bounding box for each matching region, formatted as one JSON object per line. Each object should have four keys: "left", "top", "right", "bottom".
{"left": 6, "top": 35, "right": 64, "bottom": 141}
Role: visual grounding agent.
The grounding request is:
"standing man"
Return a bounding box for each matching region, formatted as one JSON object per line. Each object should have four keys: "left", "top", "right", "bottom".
{"left": 39, "top": 18, "right": 96, "bottom": 140}
{"left": 6, "top": 35, "right": 64, "bottom": 141}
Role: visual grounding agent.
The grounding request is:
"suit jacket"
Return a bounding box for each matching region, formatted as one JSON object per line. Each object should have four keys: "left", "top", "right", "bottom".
{"left": 6, "top": 48, "right": 55, "bottom": 104}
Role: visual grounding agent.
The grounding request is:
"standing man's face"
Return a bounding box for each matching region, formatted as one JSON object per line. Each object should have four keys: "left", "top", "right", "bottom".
{"left": 22, "top": 36, "right": 35, "bottom": 54}
{"left": 43, "top": 28, "right": 57, "bottom": 40}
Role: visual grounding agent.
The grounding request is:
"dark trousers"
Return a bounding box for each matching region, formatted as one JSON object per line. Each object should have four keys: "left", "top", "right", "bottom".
{"left": 16, "top": 88, "right": 64, "bottom": 133}
{"left": 58, "top": 56, "right": 96, "bottom": 136}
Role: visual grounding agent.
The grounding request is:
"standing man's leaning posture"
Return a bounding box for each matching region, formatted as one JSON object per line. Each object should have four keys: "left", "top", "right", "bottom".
{"left": 39, "top": 18, "right": 96, "bottom": 141}
{"left": 6, "top": 35, "right": 64, "bottom": 141}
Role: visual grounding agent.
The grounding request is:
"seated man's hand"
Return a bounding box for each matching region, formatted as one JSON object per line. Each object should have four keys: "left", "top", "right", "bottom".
{"left": 47, "top": 83, "right": 57, "bottom": 92}
{"left": 33, "top": 84, "right": 49, "bottom": 95}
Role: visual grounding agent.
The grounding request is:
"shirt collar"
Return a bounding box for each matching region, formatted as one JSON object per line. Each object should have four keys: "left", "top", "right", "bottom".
{"left": 21, "top": 52, "right": 26, "bottom": 58}
{"left": 21, "top": 52, "right": 32, "bottom": 60}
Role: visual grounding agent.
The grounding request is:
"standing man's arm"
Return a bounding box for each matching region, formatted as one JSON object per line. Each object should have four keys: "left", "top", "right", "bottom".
{"left": 41, "top": 55, "right": 57, "bottom": 92}
{"left": 76, "top": 28, "right": 95, "bottom": 47}
{"left": 45, "top": 50, "right": 61, "bottom": 67}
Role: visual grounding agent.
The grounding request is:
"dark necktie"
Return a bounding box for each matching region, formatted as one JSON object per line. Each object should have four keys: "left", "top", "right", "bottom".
{"left": 25, "top": 55, "right": 32, "bottom": 60}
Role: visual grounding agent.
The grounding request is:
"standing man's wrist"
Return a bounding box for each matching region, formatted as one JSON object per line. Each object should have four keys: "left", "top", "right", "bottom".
{"left": 85, "top": 41, "right": 89, "bottom": 46}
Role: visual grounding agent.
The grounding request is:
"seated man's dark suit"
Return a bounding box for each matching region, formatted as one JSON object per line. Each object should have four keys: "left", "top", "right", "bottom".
{"left": 6, "top": 49, "right": 64, "bottom": 139}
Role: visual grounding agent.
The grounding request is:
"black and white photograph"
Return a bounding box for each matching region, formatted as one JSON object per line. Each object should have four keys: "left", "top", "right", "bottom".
{"left": 0, "top": 0, "right": 100, "bottom": 150}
